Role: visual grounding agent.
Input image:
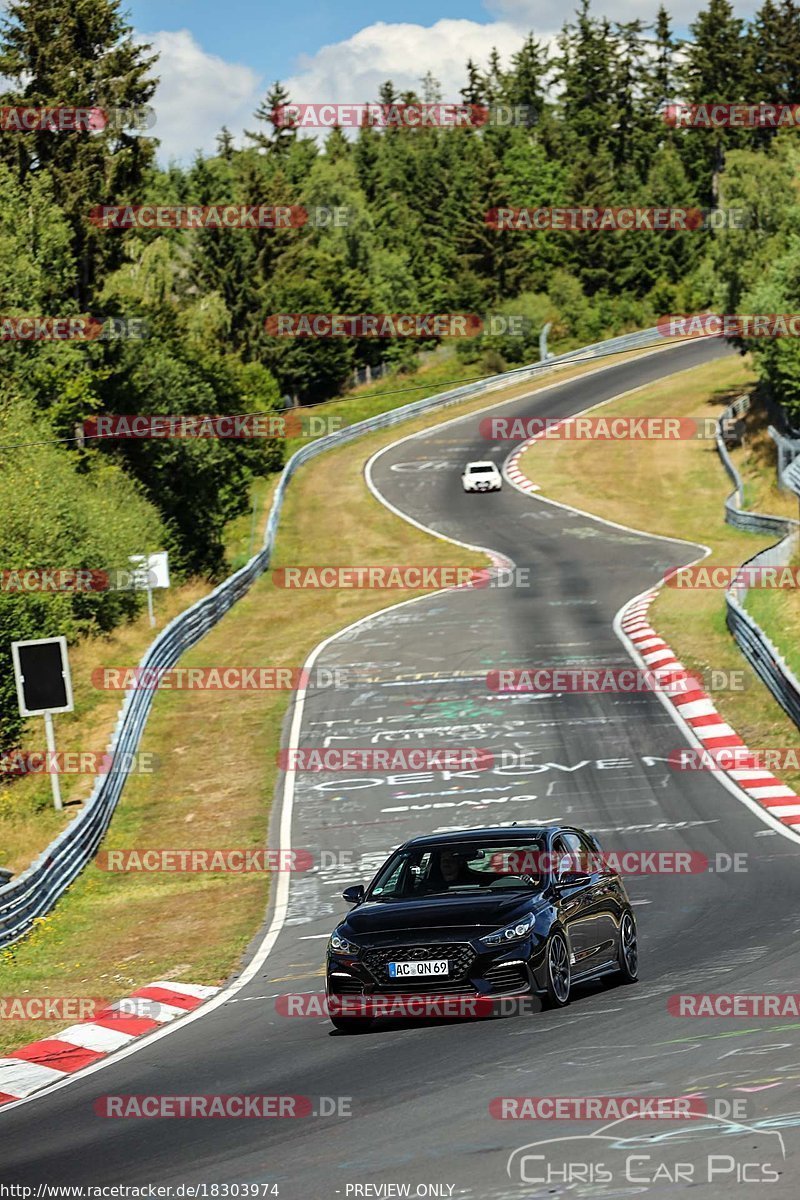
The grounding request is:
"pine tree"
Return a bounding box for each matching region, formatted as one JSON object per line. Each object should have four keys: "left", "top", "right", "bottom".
{"left": 683, "top": 0, "right": 751, "bottom": 104}
{"left": 245, "top": 81, "right": 297, "bottom": 155}
{"left": 324, "top": 126, "right": 349, "bottom": 161}
{"left": 556, "top": 0, "right": 620, "bottom": 158}
{"left": 420, "top": 71, "right": 442, "bottom": 105}
{"left": 507, "top": 34, "right": 550, "bottom": 113}
{"left": 612, "top": 20, "right": 654, "bottom": 178}
{"left": 652, "top": 7, "right": 677, "bottom": 109}
{"left": 749, "top": 0, "right": 800, "bottom": 148}
{"left": 0, "top": 0, "right": 158, "bottom": 307}
{"left": 378, "top": 81, "right": 398, "bottom": 106}
{"left": 485, "top": 48, "right": 506, "bottom": 104}
{"left": 505, "top": 34, "right": 553, "bottom": 150}
{"left": 460, "top": 59, "right": 486, "bottom": 106}
{"left": 681, "top": 0, "right": 752, "bottom": 199}
{"left": 216, "top": 127, "right": 235, "bottom": 160}
{"left": 353, "top": 118, "right": 381, "bottom": 202}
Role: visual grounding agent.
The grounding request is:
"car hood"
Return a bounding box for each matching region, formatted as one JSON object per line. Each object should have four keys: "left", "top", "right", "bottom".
{"left": 344, "top": 892, "right": 545, "bottom": 936}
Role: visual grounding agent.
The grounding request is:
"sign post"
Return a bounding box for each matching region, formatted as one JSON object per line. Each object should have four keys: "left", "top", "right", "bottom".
{"left": 11, "top": 636, "right": 74, "bottom": 812}
{"left": 128, "top": 552, "right": 170, "bottom": 628}
{"left": 43, "top": 711, "right": 61, "bottom": 811}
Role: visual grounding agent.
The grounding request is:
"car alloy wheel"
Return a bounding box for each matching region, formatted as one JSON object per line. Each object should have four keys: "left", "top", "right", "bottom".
{"left": 543, "top": 930, "right": 571, "bottom": 1008}
{"left": 619, "top": 911, "right": 639, "bottom": 982}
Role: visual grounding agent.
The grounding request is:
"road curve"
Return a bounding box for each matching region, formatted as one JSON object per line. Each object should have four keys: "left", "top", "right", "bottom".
{"left": 3, "top": 337, "right": 800, "bottom": 1199}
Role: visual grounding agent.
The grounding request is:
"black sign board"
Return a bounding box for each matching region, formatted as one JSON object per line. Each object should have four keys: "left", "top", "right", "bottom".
{"left": 11, "top": 637, "right": 74, "bottom": 716}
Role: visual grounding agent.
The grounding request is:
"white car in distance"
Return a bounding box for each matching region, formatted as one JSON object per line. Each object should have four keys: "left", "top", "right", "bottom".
{"left": 462, "top": 460, "right": 503, "bottom": 493}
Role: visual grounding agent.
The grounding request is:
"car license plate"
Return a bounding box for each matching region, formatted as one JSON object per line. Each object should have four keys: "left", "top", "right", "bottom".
{"left": 388, "top": 959, "right": 449, "bottom": 978}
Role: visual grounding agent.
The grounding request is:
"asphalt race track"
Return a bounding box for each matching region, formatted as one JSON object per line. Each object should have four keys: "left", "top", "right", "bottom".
{"left": 4, "top": 337, "right": 800, "bottom": 1198}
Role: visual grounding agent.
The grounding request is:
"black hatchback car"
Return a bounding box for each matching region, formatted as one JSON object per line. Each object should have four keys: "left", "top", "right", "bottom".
{"left": 326, "top": 825, "right": 638, "bottom": 1031}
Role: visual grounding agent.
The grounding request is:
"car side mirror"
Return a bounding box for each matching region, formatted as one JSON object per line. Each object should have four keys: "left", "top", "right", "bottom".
{"left": 342, "top": 884, "right": 365, "bottom": 904}
{"left": 557, "top": 872, "right": 591, "bottom": 888}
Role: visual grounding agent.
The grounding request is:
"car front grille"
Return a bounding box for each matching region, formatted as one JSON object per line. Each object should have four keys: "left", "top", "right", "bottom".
{"left": 363, "top": 943, "right": 475, "bottom": 986}
{"left": 373, "top": 978, "right": 477, "bottom": 995}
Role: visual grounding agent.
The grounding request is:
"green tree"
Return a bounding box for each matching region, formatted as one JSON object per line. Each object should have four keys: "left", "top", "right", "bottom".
{"left": 245, "top": 81, "right": 298, "bottom": 156}
{"left": 0, "top": 0, "right": 159, "bottom": 307}
{"left": 680, "top": 0, "right": 752, "bottom": 201}
{"left": 556, "top": 0, "right": 619, "bottom": 159}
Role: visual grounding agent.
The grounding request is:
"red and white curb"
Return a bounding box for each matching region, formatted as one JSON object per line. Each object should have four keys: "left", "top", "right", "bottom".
{"left": 504, "top": 417, "right": 575, "bottom": 494}
{"left": 505, "top": 437, "right": 541, "bottom": 494}
{"left": 0, "top": 980, "right": 218, "bottom": 1105}
{"left": 620, "top": 591, "right": 800, "bottom": 827}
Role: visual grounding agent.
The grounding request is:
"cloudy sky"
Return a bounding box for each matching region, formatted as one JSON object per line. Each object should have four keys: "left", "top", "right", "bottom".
{"left": 113, "top": 0, "right": 761, "bottom": 161}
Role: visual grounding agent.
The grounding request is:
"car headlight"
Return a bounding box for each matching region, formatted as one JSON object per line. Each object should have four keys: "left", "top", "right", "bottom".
{"left": 482, "top": 912, "right": 537, "bottom": 947}
{"left": 328, "top": 928, "right": 360, "bottom": 956}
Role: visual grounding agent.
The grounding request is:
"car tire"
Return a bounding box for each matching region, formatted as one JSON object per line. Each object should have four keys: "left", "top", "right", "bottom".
{"left": 329, "top": 1015, "right": 372, "bottom": 1033}
{"left": 542, "top": 930, "right": 571, "bottom": 1009}
{"left": 608, "top": 910, "right": 639, "bottom": 984}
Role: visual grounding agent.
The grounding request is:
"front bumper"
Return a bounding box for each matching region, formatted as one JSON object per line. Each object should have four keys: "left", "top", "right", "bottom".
{"left": 327, "top": 936, "right": 546, "bottom": 1001}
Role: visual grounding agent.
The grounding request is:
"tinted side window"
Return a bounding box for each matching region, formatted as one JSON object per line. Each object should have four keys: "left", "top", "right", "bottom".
{"left": 552, "top": 836, "right": 574, "bottom": 879}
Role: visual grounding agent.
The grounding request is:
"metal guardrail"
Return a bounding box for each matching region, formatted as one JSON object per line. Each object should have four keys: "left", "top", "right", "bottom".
{"left": 0, "top": 324, "right": 666, "bottom": 948}
{"left": 716, "top": 394, "right": 792, "bottom": 535}
{"left": 783, "top": 451, "right": 800, "bottom": 499}
{"left": 717, "top": 396, "right": 800, "bottom": 728}
{"left": 769, "top": 425, "right": 800, "bottom": 491}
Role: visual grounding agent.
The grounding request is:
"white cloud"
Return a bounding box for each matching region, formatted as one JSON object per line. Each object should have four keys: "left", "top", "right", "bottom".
{"left": 286, "top": 19, "right": 533, "bottom": 111}
{"left": 485, "top": 0, "right": 758, "bottom": 33}
{"left": 138, "top": 29, "right": 262, "bottom": 163}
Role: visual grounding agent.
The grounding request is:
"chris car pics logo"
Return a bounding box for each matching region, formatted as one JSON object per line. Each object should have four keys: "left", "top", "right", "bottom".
{"left": 506, "top": 1114, "right": 786, "bottom": 1187}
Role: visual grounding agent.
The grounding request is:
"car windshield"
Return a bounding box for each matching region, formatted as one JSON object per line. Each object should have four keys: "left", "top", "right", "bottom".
{"left": 367, "top": 840, "right": 547, "bottom": 900}
{"left": 468, "top": 464, "right": 494, "bottom": 474}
